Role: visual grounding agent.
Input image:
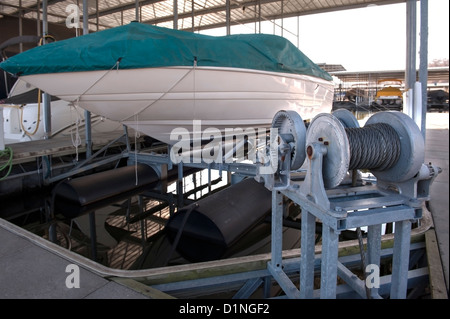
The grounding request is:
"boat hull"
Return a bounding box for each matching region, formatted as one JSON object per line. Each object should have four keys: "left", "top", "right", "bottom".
{"left": 18, "top": 66, "right": 334, "bottom": 145}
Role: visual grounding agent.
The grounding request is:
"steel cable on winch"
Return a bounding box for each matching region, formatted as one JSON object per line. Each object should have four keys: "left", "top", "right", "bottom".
{"left": 345, "top": 123, "right": 401, "bottom": 171}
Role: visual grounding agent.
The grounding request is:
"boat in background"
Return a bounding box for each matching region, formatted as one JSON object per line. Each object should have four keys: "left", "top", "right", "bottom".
{"left": 373, "top": 79, "right": 403, "bottom": 110}
{"left": 427, "top": 89, "right": 449, "bottom": 112}
{"left": 1, "top": 22, "right": 334, "bottom": 145}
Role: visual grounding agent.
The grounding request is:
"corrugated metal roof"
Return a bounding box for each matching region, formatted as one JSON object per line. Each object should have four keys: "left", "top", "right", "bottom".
{"left": 0, "top": 0, "right": 407, "bottom": 32}
{"left": 331, "top": 67, "right": 450, "bottom": 85}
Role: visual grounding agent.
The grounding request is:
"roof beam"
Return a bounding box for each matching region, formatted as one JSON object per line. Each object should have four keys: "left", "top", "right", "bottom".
{"left": 87, "top": 0, "right": 166, "bottom": 19}
{"left": 1, "top": 0, "right": 67, "bottom": 17}
{"left": 1, "top": 0, "right": 408, "bottom": 32}
{"left": 142, "top": 0, "right": 406, "bottom": 30}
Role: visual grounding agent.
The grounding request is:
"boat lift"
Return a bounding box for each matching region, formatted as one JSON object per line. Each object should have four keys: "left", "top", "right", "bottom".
{"left": 256, "top": 109, "right": 441, "bottom": 299}
{"left": 2, "top": 107, "right": 441, "bottom": 299}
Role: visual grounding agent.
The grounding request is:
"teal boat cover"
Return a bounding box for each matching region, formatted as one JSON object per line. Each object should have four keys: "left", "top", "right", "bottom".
{"left": 0, "top": 22, "right": 332, "bottom": 81}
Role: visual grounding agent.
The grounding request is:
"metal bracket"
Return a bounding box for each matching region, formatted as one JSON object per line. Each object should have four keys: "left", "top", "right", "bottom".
{"left": 377, "top": 163, "right": 442, "bottom": 201}
{"left": 299, "top": 142, "right": 330, "bottom": 210}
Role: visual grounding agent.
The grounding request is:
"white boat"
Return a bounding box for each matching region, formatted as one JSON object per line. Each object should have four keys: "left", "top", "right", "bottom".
{"left": 1, "top": 22, "right": 334, "bottom": 145}
{"left": 15, "top": 66, "right": 333, "bottom": 144}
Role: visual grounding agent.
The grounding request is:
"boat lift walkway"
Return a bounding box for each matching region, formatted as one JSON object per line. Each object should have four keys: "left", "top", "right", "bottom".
{"left": 0, "top": 113, "right": 448, "bottom": 299}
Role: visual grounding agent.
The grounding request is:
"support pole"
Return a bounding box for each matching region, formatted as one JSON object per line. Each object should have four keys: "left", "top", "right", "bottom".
{"left": 390, "top": 220, "right": 412, "bottom": 299}
{"left": 226, "top": 0, "right": 231, "bottom": 35}
{"left": 89, "top": 211, "right": 97, "bottom": 261}
{"left": 280, "top": 0, "right": 283, "bottom": 37}
{"left": 320, "top": 225, "right": 339, "bottom": 299}
{"left": 135, "top": 0, "right": 139, "bottom": 21}
{"left": 419, "top": 0, "right": 428, "bottom": 139}
{"left": 191, "top": 0, "right": 195, "bottom": 32}
{"left": 208, "top": 165, "right": 212, "bottom": 193}
{"left": 404, "top": 0, "right": 417, "bottom": 117}
{"left": 96, "top": 0, "right": 99, "bottom": 30}
{"left": 36, "top": 0, "right": 40, "bottom": 38}
{"left": 299, "top": 210, "right": 316, "bottom": 299}
{"left": 84, "top": 111, "right": 92, "bottom": 158}
{"left": 258, "top": 0, "right": 261, "bottom": 33}
{"left": 177, "top": 162, "right": 183, "bottom": 208}
{"left": 19, "top": 0, "right": 23, "bottom": 53}
{"left": 173, "top": 0, "right": 178, "bottom": 30}
{"left": 83, "top": 0, "right": 92, "bottom": 158}
{"left": 270, "top": 191, "right": 283, "bottom": 268}
{"left": 139, "top": 195, "right": 146, "bottom": 248}
{"left": 267, "top": 190, "right": 299, "bottom": 299}
{"left": 42, "top": 0, "right": 51, "bottom": 140}
{"left": 367, "top": 224, "right": 382, "bottom": 298}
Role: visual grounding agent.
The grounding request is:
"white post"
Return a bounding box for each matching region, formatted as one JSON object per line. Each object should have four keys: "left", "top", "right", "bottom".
{"left": 404, "top": 0, "right": 417, "bottom": 117}
{"left": 414, "top": 82, "right": 423, "bottom": 131}
{"left": 403, "top": 89, "right": 414, "bottom": 119}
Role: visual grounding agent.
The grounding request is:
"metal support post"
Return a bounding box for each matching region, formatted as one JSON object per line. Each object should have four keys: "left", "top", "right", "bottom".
{"left": 19, "top": 0, "right": 23, "bottom": 52}
{"left": 123, "top": 125, "right": 131, "bottom": 152}
{"left": 85, "top": 110, "right": 92, "bottom": 158}
{"left": 191, "top": 0, "right": 195, "bottom": 32}
{"left": 263, "top": 276, "right": 272, "bottom": 298}
{"left": 173, "top": 0, "right": 178, "bottom": 30}
{"left": 390, "top": 220, "right": 412, "bottom": 299}
{"left": 270, "top": 191, "right": 283, "bottom": 267}
{"left": 267, "top": 190, "right": 299, "bottom": 299}
{"left": 89, "top": 211, "right": 97, "bottom": 261}
{"left": 226, "top": 0, "right": 231, "bottom": 35}
{"left": 42, "top": 1, "right": 52, "bottom": 141}
{"left": 83, "top": 0, "right": 92, "bottom": 158}
{"left": 419, "top": 0, "right": 428, "bottom": 139}
{"left": 135, "top": 0, "right": 140, "bottom": 21}
{"left": 139, "top": 195, "right": 146, "bottom": 248}
{"left": 36, "top": 0, "right": 40, "bottom": 37}
{"left": 43, "top": 93, "right": 51, "bottom": 139}
{"left": 367, "top": 224, "right": 382, "bottom": 298}
{"left": 404, "top": 0, "right": 417, "bottom": 117}
{"left": 208, "top": 165, "right": 212, "bottom": 193}
{"left": 177, "top": 162, "right": 183, "bottom": 208}
{"left": 48, "top": 223, "right": 57, "bottom": 243}
{"left": 320, "top": 225, "right": 339, "bottom": 299}
{"left": 299, "top": 210, "right": 316, "bottom": 298}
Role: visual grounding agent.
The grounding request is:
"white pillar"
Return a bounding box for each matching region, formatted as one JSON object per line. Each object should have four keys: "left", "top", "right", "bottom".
{"left": 414, "top": 81, "right": 423, "bottom": 131}
{"left": 404, "top": 0, "right": 417, "bottom": 117}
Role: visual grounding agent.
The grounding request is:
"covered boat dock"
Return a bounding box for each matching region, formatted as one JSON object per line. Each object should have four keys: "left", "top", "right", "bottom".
{"left": 0, "top": 0, "right": 448, "bottom": 302}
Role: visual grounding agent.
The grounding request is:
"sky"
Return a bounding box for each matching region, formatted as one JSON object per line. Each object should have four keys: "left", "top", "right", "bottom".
{"left": 201, "top": 0, "right": 449, "bottom": 72}
{"left": 295, "top": 0, "right": 449, "bottom": 71}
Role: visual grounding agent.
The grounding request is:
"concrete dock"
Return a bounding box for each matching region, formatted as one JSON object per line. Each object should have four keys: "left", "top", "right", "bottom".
{"left": 424, "top": 112, "right": 449, "bottom": 296}
{"left": 0, "top": 112, "right": 448, "bottom": 299}
{"left": 0, "top": 219, "right": 150, "bottom": 299}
